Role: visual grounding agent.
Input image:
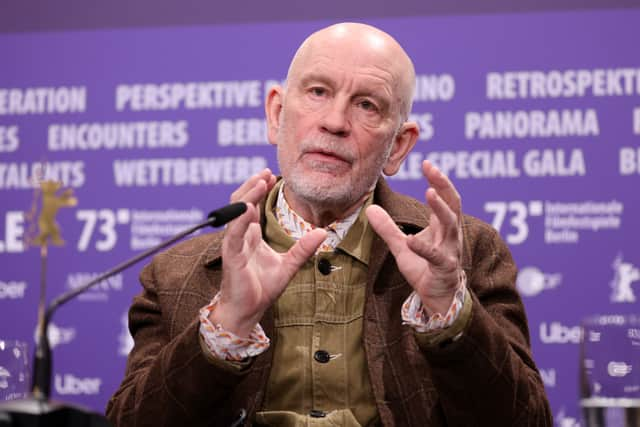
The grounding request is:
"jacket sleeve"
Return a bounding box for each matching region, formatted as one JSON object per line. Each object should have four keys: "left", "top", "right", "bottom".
{"left": 105, "top": 257, "right": 251, "bottom": 427}
{"left": 415, "top": 218, "right": 553, "bottom": 427}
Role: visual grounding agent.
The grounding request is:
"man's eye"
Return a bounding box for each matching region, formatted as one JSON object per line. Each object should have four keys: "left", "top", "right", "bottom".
{"left": 359, "top": 100, "right": 378, "bottom": 112}
{"left": 310, "top": 87, "right": 326, "bottom": 97}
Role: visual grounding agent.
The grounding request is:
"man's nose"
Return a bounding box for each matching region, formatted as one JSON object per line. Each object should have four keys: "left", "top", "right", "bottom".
{"left": 320, "top": 99, "right": 351, "bottom": 137}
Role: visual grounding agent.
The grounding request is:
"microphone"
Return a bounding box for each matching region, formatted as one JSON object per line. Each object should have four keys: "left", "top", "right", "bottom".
{"left": 0, "top": 202, "right": 247, "bottom": 426}
{"left": 34, "top": 201, "right": 247, "bottom": 398}
{"left": 208, "top": 202, "right": 248, "bottom": 227}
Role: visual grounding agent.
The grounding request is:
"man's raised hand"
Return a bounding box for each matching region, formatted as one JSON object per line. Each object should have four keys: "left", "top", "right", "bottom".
{"left": 209, "top": 169, "right": 326, "bottom": 337}
{"left": 366, "top": 160, "right": 464, "bottom": 315}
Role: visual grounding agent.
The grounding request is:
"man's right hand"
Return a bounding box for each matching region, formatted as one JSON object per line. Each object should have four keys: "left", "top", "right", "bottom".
{"left": 208, "top": 169, "right": 327, "bottom": 338}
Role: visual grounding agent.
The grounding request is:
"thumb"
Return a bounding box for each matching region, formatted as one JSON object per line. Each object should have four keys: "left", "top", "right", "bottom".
{"left": 281, "top": 228, "right": 327, "bottom": 278}
{"left": 366, "top": 205, "right": 407, "bottom": 257}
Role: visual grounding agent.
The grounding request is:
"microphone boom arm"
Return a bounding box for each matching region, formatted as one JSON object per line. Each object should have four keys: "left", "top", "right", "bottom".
{"left": 32, "top": 202, "right": 247, "bottom": 400}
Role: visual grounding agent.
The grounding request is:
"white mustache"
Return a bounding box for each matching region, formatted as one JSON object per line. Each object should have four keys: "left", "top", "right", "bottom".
{"left": 299, "top": 135, "right": 355, "bottom": 163}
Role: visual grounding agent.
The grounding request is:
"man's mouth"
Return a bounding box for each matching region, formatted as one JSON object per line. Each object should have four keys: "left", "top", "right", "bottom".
{"left": 301, "top": 150, "right": 353, "bottom": 174}
{"left": 303, "top": 148, "right": 353, "bottom": 165}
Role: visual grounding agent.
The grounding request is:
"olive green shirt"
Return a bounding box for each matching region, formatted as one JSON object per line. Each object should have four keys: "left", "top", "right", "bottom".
{"left": 255, "top": 182, "right": 378, "bottom": 426}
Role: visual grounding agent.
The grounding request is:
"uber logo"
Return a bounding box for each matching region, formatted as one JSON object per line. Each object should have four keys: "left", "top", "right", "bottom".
{"left": 539, "top": 321, "right": 582, "bottom": 344}
{"left": 54, "top": 374, "right": 101, "bottom": 396}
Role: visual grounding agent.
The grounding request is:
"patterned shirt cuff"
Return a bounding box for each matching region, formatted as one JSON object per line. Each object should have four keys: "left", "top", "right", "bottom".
{"left": 198, "top": 292, "right": 270, "bottom": 361}
{"left": 401, "top": 271, "right": 467, "bottom": 333}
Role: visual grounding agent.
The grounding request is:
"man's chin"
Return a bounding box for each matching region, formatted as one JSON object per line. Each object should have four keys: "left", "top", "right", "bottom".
{"left": 287, "top": 177, "right": 351, "bottom": 205}
{"left": 292, "top": 169, "right": 345, "bottom": 186}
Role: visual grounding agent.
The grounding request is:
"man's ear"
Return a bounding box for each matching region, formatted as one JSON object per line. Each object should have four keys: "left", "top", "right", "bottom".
{"left": 383, "top": 121, "right": 419, "bottom": 175}
{"left": 265, "top": 85, "right": 284, "bottom": 146}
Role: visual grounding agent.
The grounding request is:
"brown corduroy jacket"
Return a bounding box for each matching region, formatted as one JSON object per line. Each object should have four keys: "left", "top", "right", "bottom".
{"left": 106, "top": 179, "right": 552, "bottom": 426}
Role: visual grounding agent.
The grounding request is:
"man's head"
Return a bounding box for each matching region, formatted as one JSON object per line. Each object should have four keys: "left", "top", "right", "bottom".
{"left": 266, "top": 23, "right": 419, "bottom": 224}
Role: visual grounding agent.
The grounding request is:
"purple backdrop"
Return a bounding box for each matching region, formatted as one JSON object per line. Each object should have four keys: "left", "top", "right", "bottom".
{"left": 1, "top": 10, "right": 639, "bottom": 425}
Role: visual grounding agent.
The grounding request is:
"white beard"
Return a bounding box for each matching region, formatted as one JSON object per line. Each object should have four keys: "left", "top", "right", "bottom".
{"left": 277, "top": 132, "right": 393, "bottom": 210}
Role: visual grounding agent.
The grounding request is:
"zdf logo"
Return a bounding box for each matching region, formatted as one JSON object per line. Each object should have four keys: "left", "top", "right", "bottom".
{"left": 0, "top": 281, "right": 27, "bottom": 299}
{"left": 33, "top": 323, "right": 76, "bottom": 349}
{"left": 516, "top": 267, "right": 561, "bottom": 297}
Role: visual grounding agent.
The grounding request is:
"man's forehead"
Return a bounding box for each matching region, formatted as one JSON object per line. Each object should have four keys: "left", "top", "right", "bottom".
{"left": 308, "top": 23, "right": 394, "bottom": 48}
{"left": 289, "top": 23, "right": 413, "bottom": 73}
{"left": 289, "top": 31, "right": 402, "bottom": 83}
{"left": 300, "top": 25, "right": 400, "bottom": 66}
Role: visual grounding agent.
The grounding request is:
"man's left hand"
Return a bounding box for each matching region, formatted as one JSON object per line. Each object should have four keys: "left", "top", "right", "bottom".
{"left": 366, "top": 160, "right": 464, "bottom": 315}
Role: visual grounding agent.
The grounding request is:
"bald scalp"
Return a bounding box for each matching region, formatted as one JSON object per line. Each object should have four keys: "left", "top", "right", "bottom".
{"left": 285, "top": 23, "right": 416, "bottom": 121}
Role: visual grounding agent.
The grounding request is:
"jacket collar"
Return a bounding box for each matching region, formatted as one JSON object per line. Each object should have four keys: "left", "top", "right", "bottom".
{"left": 203, "top": 177, "right": 431, "bottom": 267}
{"left": 373, "top": 178, "right": 430, "bottom": 232}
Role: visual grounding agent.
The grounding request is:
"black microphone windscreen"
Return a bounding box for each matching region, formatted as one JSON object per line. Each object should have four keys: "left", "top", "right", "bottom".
{"left": 207, "top": 202, "right": 247, "bottom": 227}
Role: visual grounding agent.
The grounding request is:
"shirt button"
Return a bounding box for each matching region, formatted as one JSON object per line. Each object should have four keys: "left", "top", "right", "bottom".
{"left": 317, "top": 258, "right": 332, "bottom": 275}
{"left": 313, "top": 349, "right": 331, "bottom": 364}
{"left": 309, "top": 409, "right": 326, "bottom": 418}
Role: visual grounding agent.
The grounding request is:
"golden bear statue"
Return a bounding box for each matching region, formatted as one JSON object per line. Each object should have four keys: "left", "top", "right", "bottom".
{"left": 33, "top": 181, "right": 78, "bottom": 246}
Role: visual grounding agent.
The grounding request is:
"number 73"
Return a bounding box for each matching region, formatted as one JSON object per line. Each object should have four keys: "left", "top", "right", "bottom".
{"left": 483, "top": 201, "right": 530, "bottom": 245}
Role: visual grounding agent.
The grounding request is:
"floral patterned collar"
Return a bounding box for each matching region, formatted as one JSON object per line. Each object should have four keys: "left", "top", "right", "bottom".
{"left": 275, "top": 184, "right": 362, "bottom": 253}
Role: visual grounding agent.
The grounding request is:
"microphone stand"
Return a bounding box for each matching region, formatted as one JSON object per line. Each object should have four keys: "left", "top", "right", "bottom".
{"left": 0, "top": 202, "right": 246, "bottom": 427}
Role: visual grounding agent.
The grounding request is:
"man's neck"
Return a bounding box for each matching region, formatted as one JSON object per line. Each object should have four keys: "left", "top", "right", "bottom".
{"left": 282, "top": 185, "right": 371, "bottom": 227}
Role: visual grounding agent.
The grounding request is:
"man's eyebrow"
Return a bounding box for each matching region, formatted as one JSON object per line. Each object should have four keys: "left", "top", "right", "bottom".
{"left": 354, "top": 90, "right": 390, "bottom": 105}
{"left": 298, "top": 73, "right": 334, "bottom": 88}
{"left": 297, "top": 72, "right": 392, "bottom": 109}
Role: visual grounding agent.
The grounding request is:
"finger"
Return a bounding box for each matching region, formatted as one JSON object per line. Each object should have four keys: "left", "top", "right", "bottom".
{"left": 244, "top": 222, "right": 263, "bottom": 254}
{"left": 264, "top": 173, "right": 277, "bottom": 193}
{"left": 425, "top": 188, "right": 458, "bottom": 233}
{"left": 223, "top": 203, "right": 259, "bottom": 255}
{"left": 281, "top": 228, "right": 327, "bottom": 277}
{"left": 365, "top": 205, "right": 408, "bottom": 257}
{"left": 230, "top": 169, "right": 273, "bottom": 203}
{"left": 423, "top": 160, "right": 461, "bottom": 214}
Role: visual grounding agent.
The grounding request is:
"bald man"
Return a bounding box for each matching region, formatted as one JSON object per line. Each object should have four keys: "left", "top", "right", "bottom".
{"left": 107, "top": 23, "right": 552, "bottom": 426}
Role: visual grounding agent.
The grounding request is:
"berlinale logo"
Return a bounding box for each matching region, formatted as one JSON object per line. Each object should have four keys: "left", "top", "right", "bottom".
{"left": 610, "top": 254, "right": 639, "bottom": 303}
